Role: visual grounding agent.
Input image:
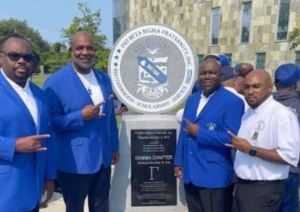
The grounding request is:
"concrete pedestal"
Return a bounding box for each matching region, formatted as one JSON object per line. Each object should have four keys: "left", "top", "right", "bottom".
{"left": 110, "top": 113, "right": 187, "bottom": 212}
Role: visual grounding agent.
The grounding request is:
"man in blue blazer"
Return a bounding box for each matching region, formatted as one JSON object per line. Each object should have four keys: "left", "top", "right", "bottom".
{"left": 0, "top": 35, "right": 56, "bottom": 212}
{"left": 174, "top": 59, "right": 244, "bottom": 212}
{"left": 44, "top": 31, "right": 119, "bottom": 212}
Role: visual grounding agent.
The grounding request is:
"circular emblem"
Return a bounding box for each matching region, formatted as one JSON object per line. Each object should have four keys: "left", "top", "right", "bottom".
{"left": 109, "top": 24, "right": 196, "bottom": 113}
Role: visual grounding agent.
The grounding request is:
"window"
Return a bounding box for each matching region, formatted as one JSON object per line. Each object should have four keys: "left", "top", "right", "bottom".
{"left": 197, "top": 54, "right": 204, "bottom": 65}
{"left": 296, "top": 51, "right": 300, "bottom": 68}
{"left": 276, "top": 0, "right": 291, "bottom": 40}
{"left": 113, "top": 18, "right": 121, "bottom": 42}
{"left": 211, "top": 7, "right": 220, "bottom": 45}
{"left": 142, "top": 1, "right": 147, "bottom": 8}
{"left": 240, "top": 2, "right": 252, "bottom": 43}
{"left": 176, "top": 0, "right": 183, "bottom": 7}
{"left": 256, "top": 53, "right": 266, "bottom": 69}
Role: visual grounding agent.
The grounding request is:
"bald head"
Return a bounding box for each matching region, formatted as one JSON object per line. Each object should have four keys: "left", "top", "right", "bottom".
{"left": 70, "top": 31, "right": 95, "bottom": 73}
{"left": 243, "top": 70, "right": 273, "bottom": 108}
{"left": 70, "top": 31, "right": 94, "bottom": 47}
{"left": 239, "top": 63, "right": 254, "bottom": 78}
{"left": 246, "top": 69, "right": 272, "bottom": 85}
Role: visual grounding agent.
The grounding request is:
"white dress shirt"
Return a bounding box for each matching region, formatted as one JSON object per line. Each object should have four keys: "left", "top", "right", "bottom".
{"left": 75, "top": 69, "right": 104, "bottom": 105}
{"left": 234, "top": 96, "right": 300, "bottom": 180}
{"left": 196, "top": 92, "right": 215, "bottom": 116}
{"left": 1, "top": 69, "right": 38, "bottom": 126}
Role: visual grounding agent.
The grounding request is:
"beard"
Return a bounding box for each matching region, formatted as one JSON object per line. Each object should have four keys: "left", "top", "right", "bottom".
{"left": 72, "top": 57, "right": 94, "bottom": 73}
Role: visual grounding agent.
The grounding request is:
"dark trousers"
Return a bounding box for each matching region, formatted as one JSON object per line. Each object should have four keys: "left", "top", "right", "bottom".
{"left": 58, "top": 166, "right": 111, "bottom": 212}
{"left": 184, "top": 183, "right": 233, "bottom": 212}
{"left": 279, "top": 173, "right": 299, "bottom": 212}
{"left": 232, "top": 179, "right": 285, "bottom": 212}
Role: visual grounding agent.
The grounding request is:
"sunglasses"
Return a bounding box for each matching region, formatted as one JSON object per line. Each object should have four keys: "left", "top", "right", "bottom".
{"left": 1, "top": 51, "right": 36, "bottom": 62}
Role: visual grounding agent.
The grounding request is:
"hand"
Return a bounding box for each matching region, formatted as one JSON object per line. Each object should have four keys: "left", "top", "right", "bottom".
{"left": 81, "top": 102, "right": 105, "bottom": 120}
{"left": 115, "top": 106, "right": 128, "bottom": 116}
{"left": 183, "top": 119, "right": 199, "bottom": 136}
{"left": 112, "top": 152, "right": 120, "bottom": 165}
{"left": 15, "top": 134, "right": 50, "bottom": 153}
{"left": 40, "top": 180, "right": 55, "bottom": 208}
{"left": 174, "top": 166, "right": 183, "bottom": 178}
{"left": 227, "top": 131, "right": 252, "bottom": 153}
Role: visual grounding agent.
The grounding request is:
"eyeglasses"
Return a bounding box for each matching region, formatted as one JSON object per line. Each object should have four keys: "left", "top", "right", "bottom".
{"left": 0, "top": 51, "right": 36, "bottom": 62}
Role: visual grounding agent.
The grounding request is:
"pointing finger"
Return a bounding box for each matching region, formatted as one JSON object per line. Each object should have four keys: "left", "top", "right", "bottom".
{"left": 98, "top": 113, "right": 106, "bottom": 118}
{"left": 31, "top": 134, "right": 50, "bottom": 140}
{"left": 227, "top": 130, "right": 237, "bottom": 139}
{"left": 94, "top": 101, "right": 105, "bottom": 108}
{"left": 225, "top": 143, "right": 234, "bottom": 148}
{"left": 35, "top": 147, "right": 48, "bottom": 152}
{"left": 183, "top": 118, "right": 192, "bottom": 125}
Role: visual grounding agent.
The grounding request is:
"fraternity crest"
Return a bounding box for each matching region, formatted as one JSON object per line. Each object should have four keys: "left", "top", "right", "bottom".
{"left": 137, "top": 54, "right": 168, "bottom": 99}
{"left": 109, "top": 24, "right": 196, "bottom": 113}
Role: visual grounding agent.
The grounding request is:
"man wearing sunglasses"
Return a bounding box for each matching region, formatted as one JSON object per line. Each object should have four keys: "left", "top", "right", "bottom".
{"left": 0, "top": 35, "right": 56, "bottom": 211}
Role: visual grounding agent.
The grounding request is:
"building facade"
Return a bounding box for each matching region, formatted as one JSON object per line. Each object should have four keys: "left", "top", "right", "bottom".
{"left": 113, "top": 0, "right": 300, "bottom": 74}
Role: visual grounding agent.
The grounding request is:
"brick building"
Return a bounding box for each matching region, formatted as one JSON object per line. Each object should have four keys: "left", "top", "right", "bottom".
{"left": 113, "top": 0, "right": 300, "bottom": 74}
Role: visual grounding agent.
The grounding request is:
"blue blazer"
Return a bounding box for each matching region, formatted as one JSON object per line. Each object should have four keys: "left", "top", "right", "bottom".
{"left": 43, "top": 64, "right": 119, "bottom": 174}
{"left": 0, "top": 72, "right": 56, "bottom": 211}
{"left": 174, "top": 86, "right": 244, "bottom": 188}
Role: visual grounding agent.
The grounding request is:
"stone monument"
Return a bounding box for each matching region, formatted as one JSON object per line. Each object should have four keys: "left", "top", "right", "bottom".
{"left": 109, "top": 24, "right": 196, "bottom": 212}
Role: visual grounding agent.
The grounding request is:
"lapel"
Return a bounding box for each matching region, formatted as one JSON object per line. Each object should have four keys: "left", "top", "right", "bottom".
{"left": 68, "top": 65, "right": 94, "bottom": 105}
{"left": 29, "top": 83, "right": 42, "bottom": 133}
{"left": 193, "top": 86, "right": 224, "bottom": 123}
{"left": 93, "top": 68, "right": 108, "bottom": 101}
{"left": 0, "top": 72, "right": 37, "bottom": 130}
{"left": 188, "top": 92, "right": 201, "bottom": 121}
{"left": 68, "top": 65, "right": 108, "bottom": 104}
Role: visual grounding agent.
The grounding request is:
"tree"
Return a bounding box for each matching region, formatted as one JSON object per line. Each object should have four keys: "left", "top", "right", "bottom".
{"left": 288, "top": 27, "right": 300, "bottom": 50}
{"left": 62, "top": 2, "right": 110, "bottom": 70}
{"left": 0, "top": 18, "right": 50, "bottom": 64}
{"left": 43, "top": 42, "right": 69, "bottom": 73}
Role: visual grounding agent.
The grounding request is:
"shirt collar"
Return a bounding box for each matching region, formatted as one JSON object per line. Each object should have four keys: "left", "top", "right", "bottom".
{"left": 249, "top": 95, "right": 273, "bottom": 114}
{"left": 1, "top": 68, "right": 30, "bottom": 92}
{"left": 200, "top": 91, "right": 216, "bottom": 100}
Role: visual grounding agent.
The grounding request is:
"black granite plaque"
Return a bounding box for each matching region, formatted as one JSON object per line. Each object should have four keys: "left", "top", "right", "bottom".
{"left": 131, "top": 129, "right": 177, "bottom": 206}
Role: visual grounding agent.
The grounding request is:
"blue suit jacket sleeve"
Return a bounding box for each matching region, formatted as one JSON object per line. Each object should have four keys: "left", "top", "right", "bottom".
{"left": 0, "top": 136, "right": 16, "bottom": 161}
{"left": 110, "top": 102, "right": 119, "bottom": 152}
{"left": 173, "top": 124, "right": 186, "bottom": 166}
{"left": 43, "top": 79, "right": 84, "bottom": 132}
{"left": 196, "top": 97, "right": 244, "bottom": 148}
{"left": 45, "top": 127, "right": 57, "bottom": 180}
{"left": 173, "top": 99, "right": 190, "bottom": 167}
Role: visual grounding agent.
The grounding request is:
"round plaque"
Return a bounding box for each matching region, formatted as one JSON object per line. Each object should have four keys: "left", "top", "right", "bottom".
{"left": 109, "top": 24, "right": 196, "bottom": 113}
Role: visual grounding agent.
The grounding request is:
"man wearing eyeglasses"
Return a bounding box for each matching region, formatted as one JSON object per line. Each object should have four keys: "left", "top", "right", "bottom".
{"left": 0, "top": 35, "right": 56, "bottom": 212}
{"left": 44, "top": 31, "right": 119, "bottom": 212}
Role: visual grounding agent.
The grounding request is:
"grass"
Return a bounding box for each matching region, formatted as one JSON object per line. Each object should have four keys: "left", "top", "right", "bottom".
{"left": 31, "top": 74, "right": 49, "bottom": 87}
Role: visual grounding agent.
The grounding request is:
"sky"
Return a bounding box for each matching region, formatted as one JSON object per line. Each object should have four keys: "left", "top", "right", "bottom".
{"left": 0, "top": 0, "right": 113, "bottom": 47}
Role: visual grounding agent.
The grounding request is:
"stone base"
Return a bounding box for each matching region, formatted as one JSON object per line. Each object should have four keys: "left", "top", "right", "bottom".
{"left": 110, "top": 113, "right": 187, "bottom": 212}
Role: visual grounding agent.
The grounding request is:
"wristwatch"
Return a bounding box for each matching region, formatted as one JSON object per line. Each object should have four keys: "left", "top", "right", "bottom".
{"left": 248, "top": 147, "right": 257, "bottom": 156}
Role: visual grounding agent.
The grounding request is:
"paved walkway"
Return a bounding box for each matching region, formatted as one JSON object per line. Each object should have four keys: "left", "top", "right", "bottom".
{"left": 40, "top": 183, "right": 300, "bottom": 212}
{"left": 41, "top": 193, "right": 88, "bottom": 212}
